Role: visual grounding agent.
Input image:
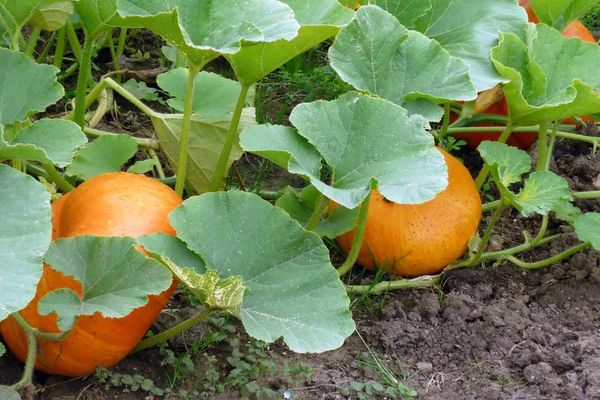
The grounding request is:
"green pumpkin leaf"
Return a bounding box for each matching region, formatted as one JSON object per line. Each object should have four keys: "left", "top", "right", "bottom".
{"left": 478, "top": 141, "right": 532, "bottom": 187}
{"left": 66, "top": 134, "right": 138, "bottom": 180}
{"left": 0, "top": 0, "right": 73, "bottom": 42}
{"left": 28, "top": 0, "right": 74, "bottom": 31}
{"left": 226, "top": 0, "right": 354, "bottom": 85}
{"left": 170, "top": 191, "right": 355, "bottom": 353}
{"left": 276, "top": 185, "right": 359, "bottom": 238}
{"left": 530, "top": 0, "right": 599, "bottom": 31}
{"left": 117, "top": 0, "right": 300, "bottom": 67}
{"left": 329, "top": 5, "right": 476, "bottom": 116}
{"left": 121, "top": 78, "right": 161, "bottom": 102}
{"left": 0, "top": 342, "right": 5, "bottom": 357}
{"left": 40, "top": 236, "right": 173, "bottom": 331}
{"left": 0, "top": 164, "right": 51, "bottom": 322}
{"left": 574, "top": 213, "right": 600, "bottom": 250}
{"left": 0, "top": 119, "right": 87, "bottom": 167}
{"left": 126, "top": 159, "right": 156, "bottom": 174}
{"left": 513, "top": 172, "right": 572, "bottom": 217}
{"left": 404, "top": 0, "right": 528, "bottom": 92}
{"left": 492, "top": 24, "right": 600, "bottom": 125}
{"left": 241, "top": 92, "right": 447, "bottom": 209}
{"left": 0, "top": 48, "right": 63, "bottom": 126}
{"left": 74, "top": 0, "right": 120, "bottom": 37}
{"left": 156, "top": 68, "right": 253, "bottom": 118}
{"left": 0, "top": 386, "right": 20, "bottom": 400}
{"left": 138, "top": 233, "right": 205, "bottom": 272}
{"left": 553, "top": 199, "right": 582, "bottom": 223}
{"left": 151, "top": 109, "right": 256, "bottom": 194}
{"left": 367, "top": 0, "right": 431, "bottom": 27}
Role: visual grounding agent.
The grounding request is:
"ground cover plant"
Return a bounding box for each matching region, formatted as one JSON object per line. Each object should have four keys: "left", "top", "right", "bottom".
{"left": 1, "top": 0, "right": 600, "bottom": 398}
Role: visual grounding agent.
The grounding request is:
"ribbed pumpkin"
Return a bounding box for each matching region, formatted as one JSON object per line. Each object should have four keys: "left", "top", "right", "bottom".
{"left": 333, "top": 147, "right": 481, "bottom": 277}
{"left": 0, "top": 172, "right": 181, "bottom": 376}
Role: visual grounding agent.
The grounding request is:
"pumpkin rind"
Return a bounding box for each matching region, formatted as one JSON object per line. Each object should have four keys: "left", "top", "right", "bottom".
{"left": 334, "top": 148, "right": 481, "bottom": 277}
{"left": 0, "top": 172, "right": 181, "bottom": 377}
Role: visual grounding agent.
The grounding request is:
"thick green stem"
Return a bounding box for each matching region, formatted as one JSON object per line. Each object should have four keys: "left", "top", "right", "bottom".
{"left": 337, "top": 191, "right": 372, "bottom": 277}
{"left": 575, "top": 191, "right": 600, "bottom": 199}
{"left": 504, "top": 242, "right": 591, "bottom": 270}
{"left": 470, "top": 203, "right": 506, "bottom": 265}
{"left": 133, "top": 308, "right": 212, "bottom": 352}
{"left": 475, "top": 117, "right": 513, "bottom": 189}
{"left": 104, "top": 78, "right": 157, "bottom": 117}
{"left": 208, "top": 84, "right": 250, "bottom": 192}
{"left": 65, "top": 21, "right": 82, "bottom": 62}
{"left": 42, "top": 162, "right": 75, "bottom": 193}
{"left": 24, "top": 26, "right": 42, "bottom": 57}
{"left": 346, "top": 275, "right": 440, "bottom": 295}
{"left": 536, "top": 120, "right": 549, "bottom": 172}
{"left": 479, "top": 234, "right": 560, "bottom": 263}
{"left": 37, "top": 33, "right": 55, "bottom": 64}
{"left": 544, "top": 123, "right": 558, "bottom": 171}
{"left": 10, "top": 313, "right": 37, "bottom": 390}
{"left": 84, "top": 127, "right": 159, "bottom": 149}
{"left": 53, "top": 27, "right": 66, "bottom": 68}
{"left": 305, "top": 194, "right": 327, "bottom": 232}
{"left": 73, "top": 37, "right": 95, "bottom": 127}
{"left": 174, "top": 65, "right": 201, "bottom": 197}
{"left": 116, "top": 28, "right": 127, "bottom": 56}
{"left": 149, "top": 148, "right": 166, "bottom": 179}
{"left": 107, "top": 28, "right": 121, "bottom": 75}
{"left": 532, "top": 214, "right": 549, "bottom": 245}
{"left": 437, "top": 103, "right": 451, "bottom": 139}
{"left": 58, "top": 62, "right": 79, "bottom": 81}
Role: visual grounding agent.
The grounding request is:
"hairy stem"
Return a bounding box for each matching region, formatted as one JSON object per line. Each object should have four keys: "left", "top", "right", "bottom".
{"left": 53, "top": 27, "right": 66, "bottom": 68}
{"left": 175, "top": 65, "right": 201, "bottom": 197}
{"left": 73, "top": 37, "right": 95, "bottom": 127}
{"left": 208, "top": 84, "right": 250, "bottom": 192}
{"left": 536, "top": 120, "right": 549, "bottom": 172}
{"left": 83, "top": 127, "right": 159, "bottom": 149}
{"left": 437, "top": 103, "right": 451, "bottom": 139}
{"left": 305, "top": 194, "right": 328, "bottom": 232}
{"left": 42, "top": 162, "right": 74, "bottom": 193}
{"left": 346, "top": 275, "right": 440, "bottom": 295}
{"left": 504, "top": 242, "right": 591, "bottom": 270}
{"left": 134, "top": 308, "right": 213, "bottom": 352}
{"left": 337, "top": 191, "right": 372, "bottom": 277}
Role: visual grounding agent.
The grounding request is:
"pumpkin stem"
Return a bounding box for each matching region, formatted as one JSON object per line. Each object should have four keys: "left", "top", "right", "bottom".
{"left": 337, "top": 190, "right": 372, "bottom": 277}
{"left": 475, "top": 114, "right": 514, "bottom": 189}
{"left": 133, "top": 307, "right": 213, "bottom": 353}
{"left": 503, "top": 242, "right": 591, "bottom": 269}
{"left": 305, "top": 193, "right": 328, "bottom": 232}
{"left": 10, "top": 313, "right": 38, "bottom": 391}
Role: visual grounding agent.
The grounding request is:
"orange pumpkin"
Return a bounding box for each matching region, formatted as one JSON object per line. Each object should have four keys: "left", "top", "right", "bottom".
{"left": 0, "top": 172, "right": 181, "bottom": 376}
{"left": 333, "top": 147, "right": 481, "bottom": 277}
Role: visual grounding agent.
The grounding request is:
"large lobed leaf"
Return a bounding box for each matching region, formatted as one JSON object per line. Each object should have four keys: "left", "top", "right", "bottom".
{"left": 148, "top": 191, "right": 356, "bottom": 353}
{"left": 241, "top": 92, "right": 447, "bottom": 209}
{"left": 530, "top": 0, "right": 599, "bottom": 31}
{"left": 0, "top": 119, "right": 86, "bottom": 167}
{"left": 492, "top": 23, "right": 600, "bottom": 125}
{"left": 377, "top": 0, "right": 528, "bottom": 92}
{"left": 226, "top": 0, "right": 354, "bottom": 85}
{"left": 478, "top": 141, "right": 572, "bottom": 216}
{"left": 117, "top": 0, "right": 300, "bottom": 67}
{"left": 574, "top": 213, "right": 600, "bottom": 250}
{"left": 40, "top": 236, "right": 173, "bottom": 331}
{"left": 0, "top": 48, "right": 63, "bottom": 126}
{"left": 329, "top": 5, "right": 476, "bottom": 120}
{"left": 74, "top": 0, "right": 120, "bottom": 37}
{"left": 66, "top": 134, "right": 138, "bottom": 180}
{"left": 0, "top": 164, "right": 51, "bottom": 322}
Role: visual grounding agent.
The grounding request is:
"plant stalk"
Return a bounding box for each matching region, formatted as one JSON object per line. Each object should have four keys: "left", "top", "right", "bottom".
{"left": 24, "top": 26, "right": 42, "bottom": 57}
{"left": 437, "top": 103, "right": 451, "bottom": 139}
{"left": 73, "top": 37, "right": 95, "bottom": 127}
{"left": 53, "top": 27, "right": 66, "bottom": 68}
{"left": 536, "top": 120, "right": 549, "bottom": 172}
{"left": 10, "top": 313, "right": 38, "bottom": 390}
{"left": 475, "top": 116, "right": 513, "bottom": 189}
{"left": 42, "top": 162, "right": 74, "bottom": 192}
{"left": 133, "top": 308, "right": 213, "bottom": 352}
{"left": 208, "top": 84, "right": 250, "bottom": 192}
{"left": 305, "top": 194, "right": 328, "bottom": 232}
{"left": 504, "top": 242, "right": 591, "bottom": 270}
{"left": 346, "top": 275, "right": 440, "bottom": 295}
{"left": 337, "top": 191, "right": 372, "bottom": 277}
{"left": 174, "top": 65, "right": 201, "bottom": 197}
{"left": 470, "top": 203, "right": 506, "bottom": 265}
{"left": 83, "top": 127, "right": 159, "bottom": 149}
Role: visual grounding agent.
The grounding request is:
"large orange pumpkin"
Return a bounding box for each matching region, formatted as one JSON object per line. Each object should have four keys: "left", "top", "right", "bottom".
{"left": 0, "top": 172, "right": 182, "bottom": 377}
{"left": 455, "top": 2, "right": 596, "bottom": 149}
{"left": 333, "top": 148, "right": 481, "bottom": 277}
